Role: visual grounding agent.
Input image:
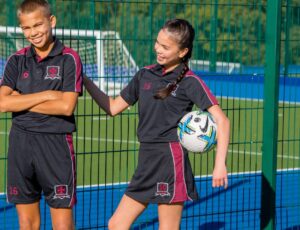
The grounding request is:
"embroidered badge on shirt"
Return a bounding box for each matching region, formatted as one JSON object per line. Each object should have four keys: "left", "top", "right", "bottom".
{"left": 155, "top": 182, "right": 170, "bottom": 197}
{"left": 143, "top": 82, "right": 152, "bottom": 90}
{"left": 22, "top": 70, "right": 30, "bottom": 79}
{"left": 53, "top": 185, "right": 70, "bottom": 199}
{"left": 45, "top": 66, "right": 61, "bottom": 80}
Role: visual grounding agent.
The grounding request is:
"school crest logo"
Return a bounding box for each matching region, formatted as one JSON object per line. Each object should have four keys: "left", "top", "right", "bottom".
{"left": 45, "top": 66, "right": 61, "bottom": 80}
{"left": 155, "top": 182, "right": 170, "bottom": 197}
{"left": 143, "top": 82, "right": 152, "bottom": 90}
{"left": 53, "top": 185, "right": 70, "bottom": 199}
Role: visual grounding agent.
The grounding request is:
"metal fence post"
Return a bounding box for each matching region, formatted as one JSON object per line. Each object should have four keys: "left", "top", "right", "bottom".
{"left": 209, "top": 0, "right": 218, "bottom": 72}
{"left": 284, "top": 0, "right": 291, "bottom": 76}
{"left": 261, "top": 0, "right": 282, "bottom": 229}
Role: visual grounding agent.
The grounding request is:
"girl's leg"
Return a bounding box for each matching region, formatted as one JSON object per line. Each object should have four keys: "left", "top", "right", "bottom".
{"left": 16, "top": 202, "right": 40, "bottom": 230}
{"left": 108, "top": 194, "right": 147, "bottom": 230}
{"left": 50, "top": 207, "right": 74, "bottom": 230}
{"left": 157, "top": 202, "right": 184, "bottom": 230}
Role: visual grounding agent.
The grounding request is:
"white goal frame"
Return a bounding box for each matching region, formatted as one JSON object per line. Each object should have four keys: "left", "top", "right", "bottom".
{"left": 0, "top": 26, "right": 138, "bottom": 94}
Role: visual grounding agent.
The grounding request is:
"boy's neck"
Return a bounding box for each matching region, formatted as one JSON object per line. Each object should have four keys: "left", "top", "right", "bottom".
{"left": 34, "top": 37, "right": 55, "bottom": 59}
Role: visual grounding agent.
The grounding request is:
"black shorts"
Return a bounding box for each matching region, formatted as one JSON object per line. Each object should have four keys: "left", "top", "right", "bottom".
{"left": 7, "top": 125, "right": 76, "bottom": 208}
{"left": 125, "top": 142, "right": 198, "bottom": 204}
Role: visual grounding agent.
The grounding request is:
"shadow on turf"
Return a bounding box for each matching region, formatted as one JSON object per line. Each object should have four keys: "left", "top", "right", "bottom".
{"left": 285, "top": 226, "right": 300, "bottom": 230}
{"left": 0, "top": 204, "right": 15, "bottom": 213}
{"left": 132, "top": 179, "right": 248, "bottom": 230}
{"left": 199, "top": 222, "right": 225, "bottom": 229}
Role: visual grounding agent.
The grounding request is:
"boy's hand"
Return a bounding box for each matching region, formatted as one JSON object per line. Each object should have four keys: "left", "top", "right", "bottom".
{"left": 11, "top": 91, "right": 20, "bottom": 96}
{"left": 45, "top": 90, "right": 63, "bottom": 101}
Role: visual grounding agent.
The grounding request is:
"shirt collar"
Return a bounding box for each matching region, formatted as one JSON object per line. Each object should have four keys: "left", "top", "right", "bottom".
{"left": 152, "top": 62, "right": 188, "bottom": 77}
{"left": 172, "top": 62, "right": 188, "bottom": 76}
{"left": 26, "top": 37, "right": 64, "bottom": 58}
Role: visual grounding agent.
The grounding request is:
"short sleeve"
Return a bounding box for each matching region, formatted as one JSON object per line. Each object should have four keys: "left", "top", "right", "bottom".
{"left": 1, "top": 55, "right": 19, "bottom": 90}
{"left": 62, "top": 49, "right": 83, "bottom": 94}
{"left": 120, "top": 69, "right": 142, "bottom": 105}
{"left": 184, "top": 75, "right": 218, "bottom": 111}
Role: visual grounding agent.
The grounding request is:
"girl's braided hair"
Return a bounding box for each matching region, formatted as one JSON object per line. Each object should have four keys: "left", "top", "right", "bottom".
{"left": 154, "top": 19, "right": 195, "bottom": 99}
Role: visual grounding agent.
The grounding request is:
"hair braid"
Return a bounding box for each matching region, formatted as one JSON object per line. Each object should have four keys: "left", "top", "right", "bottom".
{"left": 154, "top": 62, "right": 189, "bottom": 99}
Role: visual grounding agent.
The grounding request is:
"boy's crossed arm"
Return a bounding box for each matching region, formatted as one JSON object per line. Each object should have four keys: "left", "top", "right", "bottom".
{"left": 29, "top": 92, "right": 79, "bottom": 116}
{"left": 0, "top": 86, "right": 78, "bottom": 116}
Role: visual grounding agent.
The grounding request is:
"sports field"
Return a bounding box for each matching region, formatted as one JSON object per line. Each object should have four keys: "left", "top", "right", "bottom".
{"left": 1, "top": 80, "right": 299, "bottom": 192}
{"left": 0, "top": 74, "right": 300, "bottom": 192}
{"left": 1, "top": 163, "right": 300, "bottom": 229}
{"left": 0, "top": 75, "right": 299, "bottom": 229}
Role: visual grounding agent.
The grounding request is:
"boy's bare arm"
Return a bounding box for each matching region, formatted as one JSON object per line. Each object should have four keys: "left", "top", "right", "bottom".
{"left": 0, "top": 86, "right": 62, "bottom": 113}
{"left": 29, "top": 92, "right": 79, "bottom": 116}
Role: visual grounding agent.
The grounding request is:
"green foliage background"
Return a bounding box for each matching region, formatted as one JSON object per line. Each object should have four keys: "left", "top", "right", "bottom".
{"left": 0, "top": 0, "right": 299, "bottom": 67}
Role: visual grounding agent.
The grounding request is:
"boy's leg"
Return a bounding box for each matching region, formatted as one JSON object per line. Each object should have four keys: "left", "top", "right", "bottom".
{"left": 36, "top": 133, "right": 76, "bottom": 208}
{"left": 7, "top": 128, "right": 42, "bottom": 229}
{"left": 108, "top": 194, "right": 147, "bottom": 230}
{"left": 16, "top": 202, "right": 40, "bottom": 230}
{"left": 50, "top": 207, "right": 74, "bottom": 230}
{"left": 157, "top": 202, "right": 184, "bottom": 230}
{"left": 32, "top": 133, "right": 76, "bottom": 229}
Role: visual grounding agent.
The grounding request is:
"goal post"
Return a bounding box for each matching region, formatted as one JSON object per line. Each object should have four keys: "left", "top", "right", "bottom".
{"left": 0, "top": 26, "right": 139, "bottom": 96}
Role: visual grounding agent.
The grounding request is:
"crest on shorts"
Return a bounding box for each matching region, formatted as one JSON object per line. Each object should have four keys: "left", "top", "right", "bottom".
{"left": 155, "top": 182, "right": 170, "bottom": 197}
{"left": 53, "top": 185, "right": 70, "bottom": 199}
{"left": 45, "top": 66, "right": 61, "bottom": 80}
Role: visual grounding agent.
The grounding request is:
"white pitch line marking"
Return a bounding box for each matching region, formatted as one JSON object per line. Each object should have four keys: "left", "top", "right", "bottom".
{"left": 1, "top": 131, "right": 299, "bottom": 159}
{"left": 228, "top": 149, "right": 300, "bottom": 160}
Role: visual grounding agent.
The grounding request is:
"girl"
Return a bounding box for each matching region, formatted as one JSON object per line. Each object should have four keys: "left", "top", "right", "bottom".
{"left": 83, "top": 18, "right": 230, "bottom": 230}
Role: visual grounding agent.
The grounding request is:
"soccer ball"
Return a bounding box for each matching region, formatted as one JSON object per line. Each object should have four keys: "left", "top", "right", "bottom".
{"left": 177, "top": 111, "right": 217, "bottom": 153}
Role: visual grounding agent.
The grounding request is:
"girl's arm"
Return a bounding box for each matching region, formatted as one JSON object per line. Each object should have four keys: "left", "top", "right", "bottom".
{"left": 207, "top": 104, "right": 230, "bottom": 189}
{"left": 83, "top": 75, "right": 129, "bottom": 116}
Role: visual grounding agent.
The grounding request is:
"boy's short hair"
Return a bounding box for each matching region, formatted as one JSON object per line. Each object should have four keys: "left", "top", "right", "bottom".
{"left": 17, "top": 0, "right": 51, "bottom": 18}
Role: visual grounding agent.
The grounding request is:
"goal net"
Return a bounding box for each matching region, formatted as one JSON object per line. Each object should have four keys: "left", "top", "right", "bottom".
{"left": 0, "top": 26, "right": 138, "bottom": 96}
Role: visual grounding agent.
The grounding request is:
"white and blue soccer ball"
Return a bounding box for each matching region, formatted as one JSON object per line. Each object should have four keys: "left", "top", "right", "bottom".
{"left": 177, "top": 110, "right": 217, "bottom": 153}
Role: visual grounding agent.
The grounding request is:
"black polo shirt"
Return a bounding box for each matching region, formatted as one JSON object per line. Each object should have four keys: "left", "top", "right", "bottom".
{"left": 121, "top": 63, "right": 218, "bottom": 143}
{"left": 1, "top": 38, "right": 83, "bottom": 133}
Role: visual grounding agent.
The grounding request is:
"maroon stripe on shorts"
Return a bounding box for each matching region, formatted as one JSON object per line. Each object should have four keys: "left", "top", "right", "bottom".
{"left": 169, "top": 142, "right": 192, "bottom": 203}
{"left": 66, "top": 134, "right": 77, "bottom": 207}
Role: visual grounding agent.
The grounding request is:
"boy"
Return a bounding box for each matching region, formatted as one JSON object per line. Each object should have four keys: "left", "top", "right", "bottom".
{"left": 0, "top": 0, "right": 82, "bottom": 229}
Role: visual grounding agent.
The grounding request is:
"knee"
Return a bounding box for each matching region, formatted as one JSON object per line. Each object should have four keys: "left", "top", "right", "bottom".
{"left": 159, "top": 223, "right": 180, "bottom": 230}
{"left": 18, "top": 216, "right": 40, "bottom": 230}
{"left": 108, "top": 217, "right": 115, "bottom": 230}
{"left": 159, "top": 218, "right": 181, "bottom": 230}
{"left": 108, "top": 217, "right": 120, "bottom": 230}
{"left": 52, "top": 222, "right": 74, "bottom": 230}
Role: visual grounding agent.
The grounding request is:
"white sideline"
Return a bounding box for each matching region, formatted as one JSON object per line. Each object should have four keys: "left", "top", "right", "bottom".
{"left": 0, "top": 131, "right": 299, "bottom": 159}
